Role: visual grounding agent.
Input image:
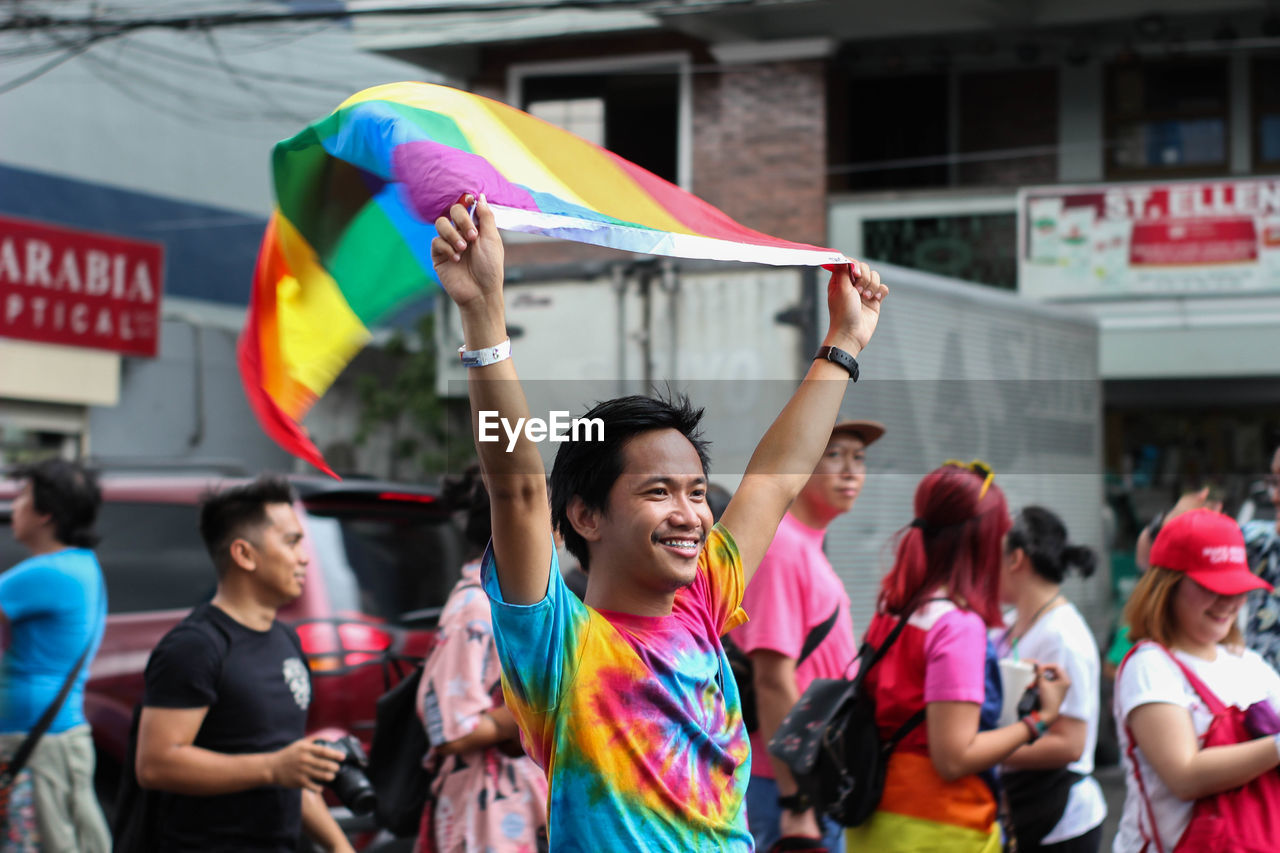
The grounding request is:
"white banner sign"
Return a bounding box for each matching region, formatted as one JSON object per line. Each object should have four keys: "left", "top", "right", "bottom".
{"left": 1018, "top": 178, "right": 1280, "bottom": 298}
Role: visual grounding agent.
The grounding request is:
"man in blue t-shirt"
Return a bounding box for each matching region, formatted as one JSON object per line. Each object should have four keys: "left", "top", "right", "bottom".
{"left": 0, "top": 459, "right": 111, "bottom": 852}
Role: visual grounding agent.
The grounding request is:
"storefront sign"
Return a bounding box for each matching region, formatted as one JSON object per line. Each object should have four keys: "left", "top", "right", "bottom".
{"left": 1018, "top": 178, "right": 1280, "bottom": 298}
{"left": 0, "top": 215, "right": 164, "bottom": 357}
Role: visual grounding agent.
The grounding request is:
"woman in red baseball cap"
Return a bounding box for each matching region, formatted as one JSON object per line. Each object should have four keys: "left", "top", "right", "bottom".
{"left": 1113, "top": 508, "right": 1280, "bottom": 853}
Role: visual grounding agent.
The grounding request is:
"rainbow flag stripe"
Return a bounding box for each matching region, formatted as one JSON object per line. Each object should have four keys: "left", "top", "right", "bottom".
{"left": 239, "top": 82, "right": 849, "bottom": 474}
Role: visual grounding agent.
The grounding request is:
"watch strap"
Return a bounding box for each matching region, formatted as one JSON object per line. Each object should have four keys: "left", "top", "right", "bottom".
{"left": 814, "top": 345, "right": 859, "bottom": 381}
{"left": 777, "top": 792, "right": 811, "bottom": 813}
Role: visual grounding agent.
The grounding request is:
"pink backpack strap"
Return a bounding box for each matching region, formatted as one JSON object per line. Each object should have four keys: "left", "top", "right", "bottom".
{"left": 1149, "top": 644, "right": 1228, "bottom": 716}
{"left": 1116, "top": 641, "right": 1169, "bottom": 853}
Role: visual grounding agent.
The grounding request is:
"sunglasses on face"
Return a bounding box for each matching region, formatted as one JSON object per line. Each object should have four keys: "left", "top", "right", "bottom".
{"left": 944, "top": 458, "right": 995, "bottom": 501}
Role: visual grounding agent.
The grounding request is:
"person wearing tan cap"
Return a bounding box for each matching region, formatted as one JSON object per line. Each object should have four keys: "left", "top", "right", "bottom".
{"left": 1113, "top": 509, "right": 1280, "bottom": 853}
{"left": 729, "top": 419, "right": 884, "bottom": 853}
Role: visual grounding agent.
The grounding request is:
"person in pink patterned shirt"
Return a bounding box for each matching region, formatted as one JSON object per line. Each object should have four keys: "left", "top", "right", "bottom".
{"left": 730, "top": 420, "right": 882, "bottom": 853}
{"left": 415, "top": 469, "right": 548, "bottom": 853}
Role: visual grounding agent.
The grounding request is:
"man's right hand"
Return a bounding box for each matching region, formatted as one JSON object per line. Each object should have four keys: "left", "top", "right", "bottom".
{"left": 268, "top": 738, "right": 344, "bottom": 793}
{"left": 431, "top": 193, "right": 505, "bottom": 316}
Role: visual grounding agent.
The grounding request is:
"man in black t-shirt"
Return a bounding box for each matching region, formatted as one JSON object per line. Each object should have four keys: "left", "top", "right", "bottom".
{"left": 136, "top": 476, "right": 352, "bottom": 853}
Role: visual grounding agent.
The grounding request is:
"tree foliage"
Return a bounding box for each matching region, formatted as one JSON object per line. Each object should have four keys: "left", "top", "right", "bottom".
{"left": 353, "top": 313, "right": 448, "bottom": 477}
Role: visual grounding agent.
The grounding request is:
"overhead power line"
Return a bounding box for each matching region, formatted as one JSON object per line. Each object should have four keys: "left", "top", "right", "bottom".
{"left": 0, "top": 0, "right": 765, "bottom": 34}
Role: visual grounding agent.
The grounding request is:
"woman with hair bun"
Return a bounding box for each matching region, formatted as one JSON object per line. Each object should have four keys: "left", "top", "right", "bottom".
{"left": 846, "top": 463, "right": 1070, "bottom": 852}
{"left": 995, "top": 506, "right": 1106, "bottom": 852}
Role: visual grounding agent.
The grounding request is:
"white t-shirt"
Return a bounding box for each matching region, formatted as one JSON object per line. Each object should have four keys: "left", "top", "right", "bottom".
{"left": 995, "top": 602, "right": 1107, "bottom": 843}
{"left": 1113, "top": 643, "right": 1280, "bottom": 853}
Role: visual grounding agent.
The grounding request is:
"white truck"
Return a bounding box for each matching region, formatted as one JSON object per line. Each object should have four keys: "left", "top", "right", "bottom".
{"left": 433, "top": 257, "right": 1104, "bottom": 635}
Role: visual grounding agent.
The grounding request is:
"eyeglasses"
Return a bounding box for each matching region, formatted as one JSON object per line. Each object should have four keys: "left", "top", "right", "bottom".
{"left": 944, "top": 458, "right": 995, "bottom": 501}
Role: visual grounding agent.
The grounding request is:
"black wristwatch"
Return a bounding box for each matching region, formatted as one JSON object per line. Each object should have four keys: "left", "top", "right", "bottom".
{"left": 814, "top": 345, "right": 859, "bottom": 381}
{"left": 777, "top": 792, "right": 811, "bottom": 813}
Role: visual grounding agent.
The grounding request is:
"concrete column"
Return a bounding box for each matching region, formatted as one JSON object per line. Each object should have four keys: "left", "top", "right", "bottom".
{"left": 1058, "top": 62, "right": 1104, "bottom": 183}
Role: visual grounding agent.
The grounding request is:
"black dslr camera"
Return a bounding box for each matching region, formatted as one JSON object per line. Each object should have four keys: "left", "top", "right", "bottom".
{"left": 1017, "top": 683, "right": 1041, "bottom": 717}
{"left": 1017, "top": 666, "right": 1057, "bottom": 717}
{"left": 314, "top": 735, "right": 377, "bottom": 816}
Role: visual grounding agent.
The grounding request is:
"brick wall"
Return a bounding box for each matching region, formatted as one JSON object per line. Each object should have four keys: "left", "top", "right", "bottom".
{"left": 692, "top": 60, "right": 829, "bottom": 248}
{"left": 477, "top": 49, "right": 831, "bottom": 267}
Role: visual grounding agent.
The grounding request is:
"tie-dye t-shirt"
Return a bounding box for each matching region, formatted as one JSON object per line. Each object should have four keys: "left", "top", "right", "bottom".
{"left": 480, "top": 523, "right": 753, "bottom": 852}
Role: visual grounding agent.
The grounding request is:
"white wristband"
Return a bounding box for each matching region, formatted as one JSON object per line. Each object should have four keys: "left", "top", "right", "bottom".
{"left": 1272, "top": 732, "right": 1280, "bottom": 761}
{"left": 459, "top": 338, "right": 511, "bottom": 368}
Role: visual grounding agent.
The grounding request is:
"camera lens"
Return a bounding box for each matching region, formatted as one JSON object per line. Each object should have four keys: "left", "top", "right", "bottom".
{"left": 332, "top": 765, "right": 377, "bottom": 816}
{"left": 316, "top": 736, "right": 377, "bottom": 816}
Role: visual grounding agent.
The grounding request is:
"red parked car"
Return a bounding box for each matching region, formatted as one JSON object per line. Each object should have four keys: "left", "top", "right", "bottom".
{"left": 0, "top": 470, "right": 463, "bottom": 840}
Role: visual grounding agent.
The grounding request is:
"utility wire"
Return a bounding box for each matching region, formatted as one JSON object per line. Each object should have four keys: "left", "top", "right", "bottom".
{"left": 0, "top": 30, "right": 111, "bottom": 93}
{"left": 0, "top": 0, "right": 764, "bottom": 34}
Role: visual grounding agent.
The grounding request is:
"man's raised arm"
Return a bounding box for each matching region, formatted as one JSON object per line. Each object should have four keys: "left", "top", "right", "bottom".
{"left": 720, "top": 262, "right": 887, "bottom": 585}
{"left": 432, "top": 195, "right": 552, "bottom": 604}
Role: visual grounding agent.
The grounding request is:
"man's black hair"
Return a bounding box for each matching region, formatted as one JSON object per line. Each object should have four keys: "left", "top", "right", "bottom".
{"left": 13, "top": 459, "right": 101, "bottom": 548}
{"left": 550, "top": 393, "right": 710, "bottom": 572}
{"left": 199, "top": 475, "right": 297, "bottom": 577}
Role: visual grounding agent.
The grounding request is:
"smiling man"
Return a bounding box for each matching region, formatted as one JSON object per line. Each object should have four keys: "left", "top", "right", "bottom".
{"left": 431, "top": 195, "right": 888, "bottom": 851}
{"left": 731, "top": 419, "right": 883, "bottom": 853}
{"left": 135, "top": 476, "right": 352, "bottom": 853}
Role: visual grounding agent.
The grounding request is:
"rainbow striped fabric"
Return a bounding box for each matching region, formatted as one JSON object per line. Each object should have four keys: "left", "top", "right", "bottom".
{"left": 238, "top": 82, "right": 849, "bottom": 474}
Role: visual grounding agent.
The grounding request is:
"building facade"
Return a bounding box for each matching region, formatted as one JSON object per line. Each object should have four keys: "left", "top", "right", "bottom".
{"left": 0, "top": 5, "right": 433, "bottom": 473}
{"left": 363, "top": 0, "right": 1280, "bottom": 568}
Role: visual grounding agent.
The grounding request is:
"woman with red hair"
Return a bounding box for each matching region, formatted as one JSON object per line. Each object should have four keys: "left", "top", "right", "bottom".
{"left": 845, "top": 462, "right": 1070, "bottom": 852}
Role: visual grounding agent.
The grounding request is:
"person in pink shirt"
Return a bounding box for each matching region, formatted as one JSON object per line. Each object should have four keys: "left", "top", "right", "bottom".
{"left": 730, "top": 420, "right": 884, "bottom": 853}
{"left": 845, "top": 462, "right": 1070, "bottom": 853}
{"left": 415, "top": 468, "right": 548, "bottom": 853}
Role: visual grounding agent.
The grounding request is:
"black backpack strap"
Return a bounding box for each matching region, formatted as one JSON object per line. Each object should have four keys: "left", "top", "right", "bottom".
{"left": 850, "top": 612, "right": 913, "bottom": 688}
{"left": 884, "top": 708, "right": 926, "bottom": 751}
{"left": 796, "top": 605, "right": 841, "bottom": 667}
{"left": 0, "top": 630, "right": 95, "bottom": 785}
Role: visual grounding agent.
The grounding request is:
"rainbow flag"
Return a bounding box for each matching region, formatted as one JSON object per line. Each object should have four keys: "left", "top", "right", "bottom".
{"left": 239, "top": 81, "right": 850, "bottom": 475}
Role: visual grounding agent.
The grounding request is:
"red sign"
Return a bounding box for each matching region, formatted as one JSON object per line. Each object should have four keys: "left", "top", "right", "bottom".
{"left": 0, "top": 214, "right": 164, "bottom": 357}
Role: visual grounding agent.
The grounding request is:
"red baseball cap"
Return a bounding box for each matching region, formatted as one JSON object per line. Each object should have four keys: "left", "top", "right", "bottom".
{"left": 1149, "top": 508, "right": 1272, "bottom": 596}
{"left": 831, "top": 419, "right": 885, "bottom": 446}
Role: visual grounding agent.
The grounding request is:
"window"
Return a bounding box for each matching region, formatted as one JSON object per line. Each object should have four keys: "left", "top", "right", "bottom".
{"left": 1106, "top": 60, "right": 1228, "bottom": 178}
{"left": 829, "top": 73, "right": 950, "bottom": 191}
{"left": 527, "top": 97, "right": 605, "bottom": 148}
{"left": 956, "top": 69, "right": 1057, "bottom": 187}
{"left": 303, "top": 502, "right": 464, "bottom": 625}
{"left": 96, "top": 502, "right": 214, "bottom": 613}
{"left": 1253, "top": 57, "right": 1280, "bottom": 171}
{"left": 0, "top": 500, "right": 213, "bottom": 614}
{"left": 861, "top": 212, "right": 1017, "bottom": 289}
{"left": 828, "top": 68, "right": 1057, "bottom": 192}
{"left": 512, "top": 55, "right": 688, "bottom": 187}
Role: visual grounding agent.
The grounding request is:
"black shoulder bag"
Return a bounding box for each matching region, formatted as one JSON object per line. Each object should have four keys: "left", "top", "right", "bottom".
{"left": 767, "top": 614, "right": 925, "bottom": 828}
{"left": 725, "top": 604, "right": 841, "bottom": 733}
{"left": 0, "top": 631, "right": 96, "bottom": 832}
{"left": 367, "top": 657, "right": 435, "bottom": 838}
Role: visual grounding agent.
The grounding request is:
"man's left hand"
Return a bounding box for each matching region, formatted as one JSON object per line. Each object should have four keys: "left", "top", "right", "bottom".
{"left": 825, "top": 261, "right": 887, "bottom": 357}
